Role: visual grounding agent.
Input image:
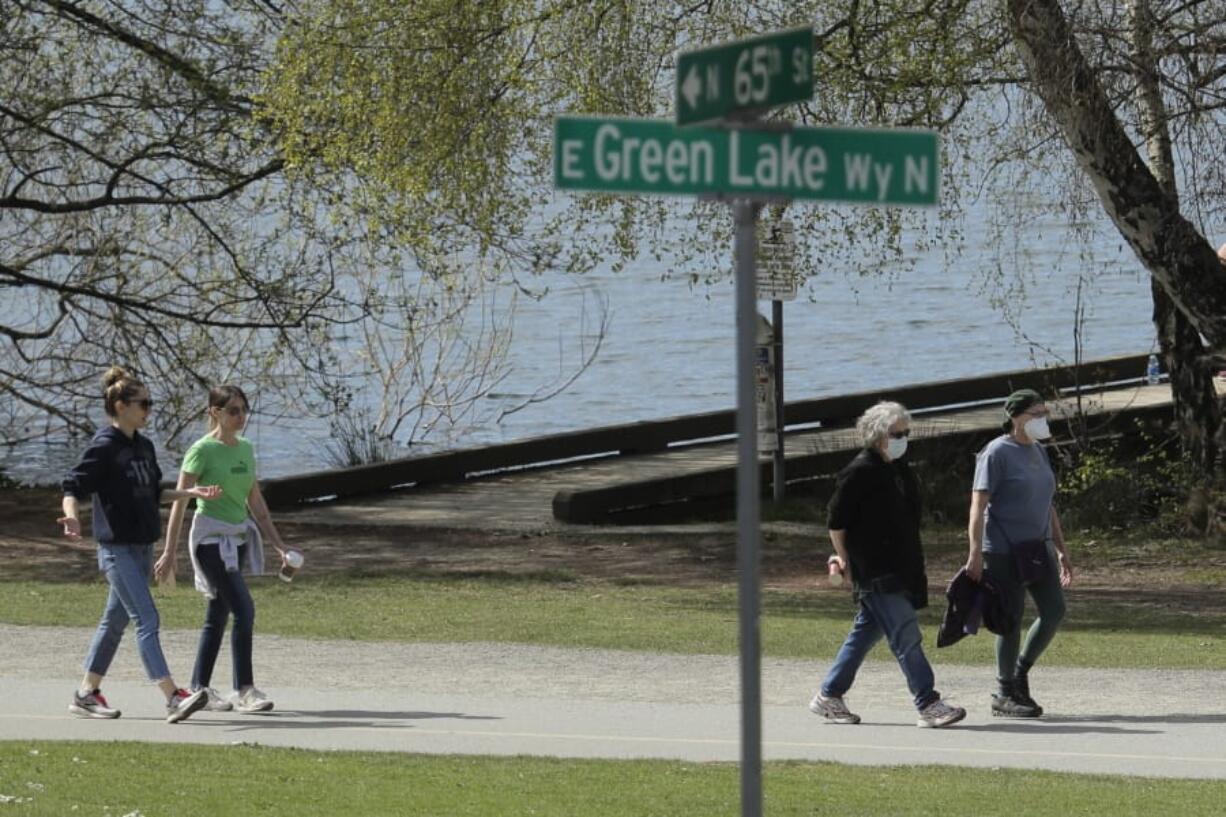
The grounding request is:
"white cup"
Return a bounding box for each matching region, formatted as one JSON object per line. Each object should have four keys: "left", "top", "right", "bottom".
{"left": 278, "top": 549, "right": 304, "bottom": 583}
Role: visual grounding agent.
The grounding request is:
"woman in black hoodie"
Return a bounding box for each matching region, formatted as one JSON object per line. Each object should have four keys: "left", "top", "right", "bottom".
{"left": 807, "top": 401, "right": 965, "bottom": 729}
{"left": 59, "top": 366, "right": 220, "bottom": 723}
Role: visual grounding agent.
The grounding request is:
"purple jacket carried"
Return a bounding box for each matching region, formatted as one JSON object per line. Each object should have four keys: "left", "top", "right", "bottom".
{"left": 937, "top": 567, "right": 1017, "bottom": 648}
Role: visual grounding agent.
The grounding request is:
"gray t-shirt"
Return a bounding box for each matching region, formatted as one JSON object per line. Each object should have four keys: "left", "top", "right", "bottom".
{"left": 972, "top": 434, "right": 1056, "bottom": 553}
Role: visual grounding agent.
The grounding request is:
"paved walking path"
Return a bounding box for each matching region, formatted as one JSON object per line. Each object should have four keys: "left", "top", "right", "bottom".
{"left": 3, "top": 624, "right": 1225, "bottom": 779}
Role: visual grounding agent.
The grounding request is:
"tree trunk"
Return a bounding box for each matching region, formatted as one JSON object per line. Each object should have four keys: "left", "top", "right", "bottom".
{"left": 1129, "top": 0, "right": 1222, "bottom": 477}
{"left": 1152, "top": 280, "right": 1221, "bottom": 475}
{"left": 1005, "top": 0, "right": 1226, "bottom": 358}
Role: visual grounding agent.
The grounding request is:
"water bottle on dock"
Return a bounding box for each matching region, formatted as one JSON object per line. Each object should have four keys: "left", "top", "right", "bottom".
{"left": 1146, "top": 354, "right": 1161, "bottom": 386}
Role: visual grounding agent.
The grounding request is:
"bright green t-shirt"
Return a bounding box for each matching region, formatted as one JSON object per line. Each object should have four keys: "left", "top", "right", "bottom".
{"left": 181, "top": 436, "right": 257, "bottom": 524}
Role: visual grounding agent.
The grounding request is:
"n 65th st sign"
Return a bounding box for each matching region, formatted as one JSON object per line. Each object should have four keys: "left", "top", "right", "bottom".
{"left": 554, "top": 116, "right": 938, "bottom": 206}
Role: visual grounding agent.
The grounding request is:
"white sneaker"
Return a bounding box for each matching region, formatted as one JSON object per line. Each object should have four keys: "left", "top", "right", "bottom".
{"left": 917, "top": 697, "right": 966, "bottom": 728}
{"left": 233, "top": 687, "right": 274, "bottom": 713}
{"left": 808, "top": 692, "right": 861, "bottom": 724}
{"left": 198, "top": 687, "right": 233, "bottom": 712}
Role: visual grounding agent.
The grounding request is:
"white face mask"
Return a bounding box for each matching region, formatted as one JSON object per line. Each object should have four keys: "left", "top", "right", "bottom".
{"left": 1023, "top": 416, "right": 1051, "bottom": 440}
{"left": 886, "top": 436, "right": 908, "bottom": 460}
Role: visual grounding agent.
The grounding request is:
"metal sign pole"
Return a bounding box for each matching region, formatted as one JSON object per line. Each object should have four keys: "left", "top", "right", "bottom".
{"left": 772, "top": 298, "right": 785, "bottom": 503}
{"left": 733, "top": 198, "right": 763, "bottom": 817}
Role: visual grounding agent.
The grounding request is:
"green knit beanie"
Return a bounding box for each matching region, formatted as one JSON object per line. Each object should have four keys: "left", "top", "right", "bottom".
{"left": 1001, "top": 388, "right": 1043, "bottom": 430}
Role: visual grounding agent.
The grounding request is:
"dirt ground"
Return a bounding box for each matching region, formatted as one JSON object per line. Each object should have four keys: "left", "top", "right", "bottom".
{"left": 2, "top": 486, "right": 811, "bottom": 586}
{"left": 6, "top": 486, "right": 1226, "bottom": 618}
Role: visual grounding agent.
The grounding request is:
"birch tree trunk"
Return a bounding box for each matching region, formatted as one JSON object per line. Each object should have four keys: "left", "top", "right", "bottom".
{"left": 1005, "top": 0, "right": 1226, "bottom": 353}
{"left": 1008, "top": 0, "right": 1226, "bottom": 488}
{"left": 1128, "top": 0, "right": 1222, "bottom": 479}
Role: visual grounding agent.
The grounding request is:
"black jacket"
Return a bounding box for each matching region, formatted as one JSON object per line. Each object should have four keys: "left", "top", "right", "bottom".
{"left": 62, "top": 426, "right": 164, "bottom": 545}
{"left": 827, "top": 447, "right": 928, "bottom": 609}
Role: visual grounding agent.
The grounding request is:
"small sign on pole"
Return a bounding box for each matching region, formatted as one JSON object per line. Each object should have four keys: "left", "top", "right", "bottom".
{"left": 755, "top": 218, "right": 798, "bottom": 301}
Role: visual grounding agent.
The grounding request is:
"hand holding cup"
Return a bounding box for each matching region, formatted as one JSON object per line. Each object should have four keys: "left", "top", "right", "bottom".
{"left": 279, "top": 548, "right": 304, "bottom": 583}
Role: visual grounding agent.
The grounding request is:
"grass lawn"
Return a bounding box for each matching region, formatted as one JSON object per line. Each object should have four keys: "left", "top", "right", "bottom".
{"left": 2, "top": 571, "right": 1225, "bottom": 670}
{"left": 2, "top": 740, "right": 1224, "bottom": 817}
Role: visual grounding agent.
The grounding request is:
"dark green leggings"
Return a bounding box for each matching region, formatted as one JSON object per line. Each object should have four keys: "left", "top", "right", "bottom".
{"left": 985, "top": 546, "right": 1066, "bottom": 680}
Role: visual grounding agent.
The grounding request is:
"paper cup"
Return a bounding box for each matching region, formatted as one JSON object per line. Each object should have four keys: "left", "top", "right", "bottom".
{"left": 278, "top": 549, "right": 304, "bottom": 583}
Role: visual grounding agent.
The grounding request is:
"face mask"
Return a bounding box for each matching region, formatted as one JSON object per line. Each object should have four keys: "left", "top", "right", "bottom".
{"left": 886, "top": 436, "right": 908, "bottom": 460}
{"left": 1023, "top": 417, "right": 1051, "bottom": 440}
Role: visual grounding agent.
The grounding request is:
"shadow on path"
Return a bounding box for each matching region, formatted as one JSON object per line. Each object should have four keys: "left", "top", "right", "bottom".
{"left": 183, "top": 709, "right": 502, "bottom": 731}
{"left": 1041, "top": 713, "right": 1226, "bottom": 725}
{"left": 952, "top": 723, "right": 1157, "bottom": 736}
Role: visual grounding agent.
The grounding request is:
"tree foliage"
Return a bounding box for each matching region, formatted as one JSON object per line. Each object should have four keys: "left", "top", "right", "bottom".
{"left": 0, "top": 0, "right": 546, "bottom": 453}
{"left": 6, "top": 0, "right": 1226, "bottom": 479}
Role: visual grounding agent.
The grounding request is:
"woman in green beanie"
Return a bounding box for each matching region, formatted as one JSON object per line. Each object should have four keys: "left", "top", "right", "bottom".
{"left": 965, "top": 389, "right": 1073, "bottom": 718}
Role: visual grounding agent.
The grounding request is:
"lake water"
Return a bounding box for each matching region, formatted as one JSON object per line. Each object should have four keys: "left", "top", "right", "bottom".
{"left": 2, "top": 199, "right": 1156, "bottom": 486}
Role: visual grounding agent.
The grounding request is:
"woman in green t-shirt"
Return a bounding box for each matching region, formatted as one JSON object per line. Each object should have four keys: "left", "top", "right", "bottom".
{"left": 156, "top": 384, "right": 297, "bottom": 714}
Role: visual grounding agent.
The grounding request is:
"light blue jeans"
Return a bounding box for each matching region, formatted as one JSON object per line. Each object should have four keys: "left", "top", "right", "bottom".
{"left": 83, "top": 542, "right": 171, "bottom": 682}
{"left": 821, "top": 590, "right": 938, "bottom": 711}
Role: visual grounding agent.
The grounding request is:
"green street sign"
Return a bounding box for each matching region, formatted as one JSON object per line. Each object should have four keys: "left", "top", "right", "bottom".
{"left": 675, "top": 27, "right": 813, "bottom": 126}
{"left": 554, "top": 116, "right": 939, "bottom": 206}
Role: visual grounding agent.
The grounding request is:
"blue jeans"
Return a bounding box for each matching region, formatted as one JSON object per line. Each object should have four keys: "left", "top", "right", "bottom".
{"left": 821, "top": 590, "right": 938, "bottom": 711}
{"left": 84, "top": 542, "right": 171, "bottom": 682}
{"left": 191, "top": 543, "right": 255, "bottom": 691}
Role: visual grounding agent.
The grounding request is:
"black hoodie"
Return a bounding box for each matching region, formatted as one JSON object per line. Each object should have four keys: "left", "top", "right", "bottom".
{"left": 62, "top": 426, "right": 164, "bottom": 545}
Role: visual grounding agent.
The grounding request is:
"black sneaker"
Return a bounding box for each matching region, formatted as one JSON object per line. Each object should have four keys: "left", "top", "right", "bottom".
{"left": 991, "top": 691, "right": 1042, "bottom": 718}
{"left": 69, "top": 689, "right": 121, "bottom": 719}
{"left": 1013, "top": 673, "right": 1044, "bottom": 716}
{"left": 166, "top": 688, "right": 208, "bottom": 724}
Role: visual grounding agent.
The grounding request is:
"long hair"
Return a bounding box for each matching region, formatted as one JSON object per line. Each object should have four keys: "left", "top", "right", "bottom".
{"left": 205, "top": 384, "right": 250, "bottom": 433}
{"left": 101, "top": 366, "right": 145, "bottom": 418}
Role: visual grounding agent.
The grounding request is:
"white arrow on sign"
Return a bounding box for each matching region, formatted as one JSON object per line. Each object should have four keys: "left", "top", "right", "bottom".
{"left": 681, "top": 64, "right": 702, "bottom": 110}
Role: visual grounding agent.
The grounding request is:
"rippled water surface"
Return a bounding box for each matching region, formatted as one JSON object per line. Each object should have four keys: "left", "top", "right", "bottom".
{"left": 3, "top": 201, "right": 1157, "bottom": 485}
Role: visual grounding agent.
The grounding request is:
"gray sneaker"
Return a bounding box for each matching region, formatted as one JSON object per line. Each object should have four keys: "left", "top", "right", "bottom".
{"left": 808, "top": 692, "right": 861, "bottom": 724}
{"left": 166, "top": 688, "right": 208, "bottom": 724}
{"left": 197, "top": 687, "right": 234, "bottom": 712}
{"left": 917, "top": 698, "right": 966, "bottom": 728}
{"left": 233, "top": 687, "right": 275, "bottom": 714}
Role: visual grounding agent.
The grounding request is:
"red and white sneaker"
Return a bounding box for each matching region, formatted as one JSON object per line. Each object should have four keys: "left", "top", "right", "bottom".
{"left": 69, "top": 688, "right": 121, "bottom": 719}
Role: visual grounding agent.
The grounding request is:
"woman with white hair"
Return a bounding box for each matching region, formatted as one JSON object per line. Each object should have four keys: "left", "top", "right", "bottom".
{"left": 809, "top": 401, "right": 965, "bottom": 729}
